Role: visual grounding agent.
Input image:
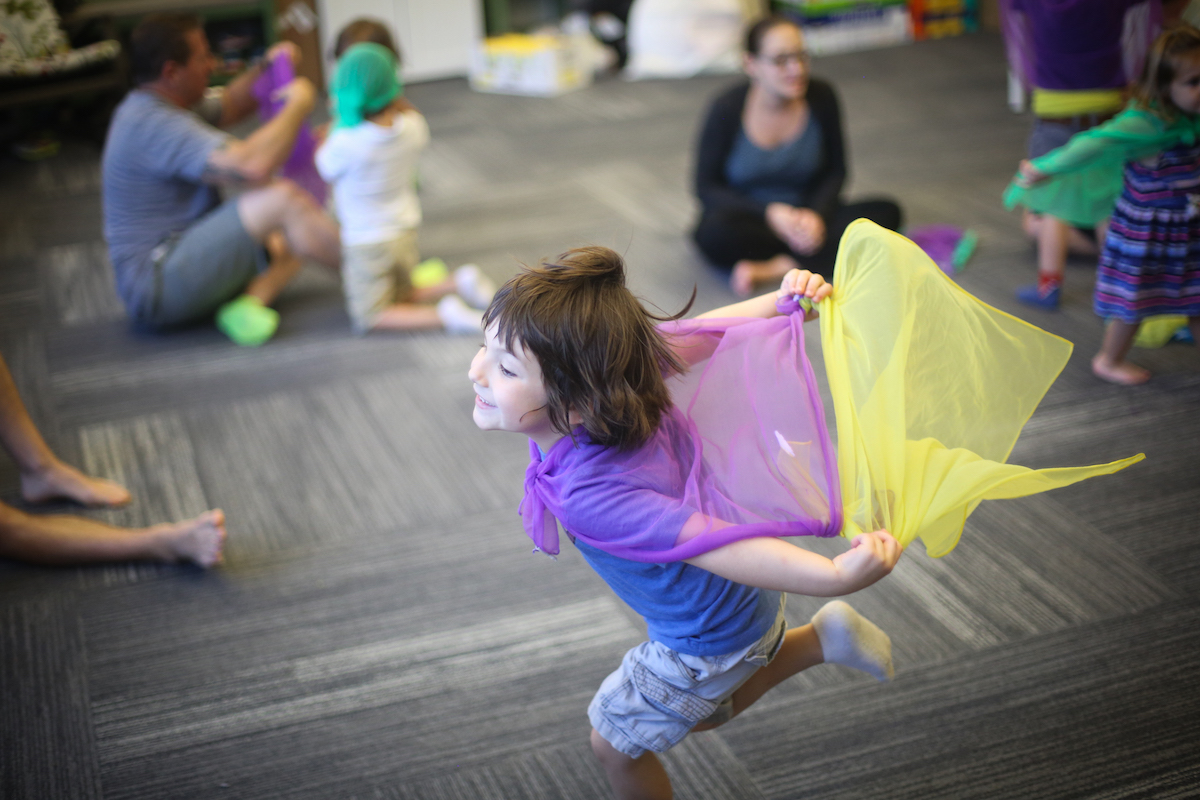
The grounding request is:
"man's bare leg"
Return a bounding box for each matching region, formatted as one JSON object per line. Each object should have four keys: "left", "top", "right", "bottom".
{"left": 0, "top": 503, "right": 226, "bottom": 567}
{"left": 243, "top": 230, "right": 303, "bottom": 307}
{"left": 730, "top": 254, "right": 801, "bottom": 298}
{"left": 237, "top": 179, "right": 341, "bottom": 269}
{"left": 216, "top": 231, "right": 305, "bottom": 346}
{"left": 0, "top": 355, "right": 130, "bottom": 507}
{"left": 590, "top": 730, "right": 673, "bottom": 800}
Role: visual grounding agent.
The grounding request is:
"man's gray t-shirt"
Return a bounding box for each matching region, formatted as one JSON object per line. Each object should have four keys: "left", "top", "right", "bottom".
{"left": 101, "top": 89, "right": 230, "bottom": 311}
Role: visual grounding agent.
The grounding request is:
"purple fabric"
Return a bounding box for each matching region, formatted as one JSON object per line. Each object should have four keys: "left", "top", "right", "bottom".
{"left": 907, "top": 224, "right": 964, "bottom": 275}
{"left": 1002, "top": 0, "right": 1157, "bottom": 92}
{"left": 252, "top": 55, "right": 328, "bottom": 205}
{"left": 519, "top": 297, "right": 842, "bottom": 563}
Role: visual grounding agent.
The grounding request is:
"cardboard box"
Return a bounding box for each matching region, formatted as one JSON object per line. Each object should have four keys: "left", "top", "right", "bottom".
{"left": 469, "top": 34, "right": 592, "bottom": 97}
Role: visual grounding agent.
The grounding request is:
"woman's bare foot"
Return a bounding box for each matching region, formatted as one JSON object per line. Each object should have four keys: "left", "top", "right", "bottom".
{"left": 1092, "top": 355, "right": 1151, "bottom": 386}
{"left": 151, "top": 509, "right": 227, "bottom": 567}
{"left": 730, "top": 255, "right": 801, "bottom": 297}
{"left": 20, "top": 460, "right": 132, "bottom": 507}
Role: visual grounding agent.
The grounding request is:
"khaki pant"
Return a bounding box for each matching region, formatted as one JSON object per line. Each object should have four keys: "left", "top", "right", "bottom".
{"left": 341, "top": 230, "right": 419, "bottom": 333}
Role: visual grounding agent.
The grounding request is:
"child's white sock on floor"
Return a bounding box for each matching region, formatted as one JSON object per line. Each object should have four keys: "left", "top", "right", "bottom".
{"left": 437, "top": 294, "right": 484, "bottom": 334}
{"left": 454, "top": 264, "right": 497, "bottom": 309}
{"left": 811, "top": 600, "right": 894, "bottom": 682}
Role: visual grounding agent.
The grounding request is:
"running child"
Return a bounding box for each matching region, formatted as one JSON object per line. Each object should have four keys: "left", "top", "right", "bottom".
{"left": 315, "top": 43, "right": 493, "bottom": 334}
{"left": 468, "top": 246, "right": 901, "bottom": 800}
{"left": 1012, "top": 24, "right": 1200, "bottom": 384}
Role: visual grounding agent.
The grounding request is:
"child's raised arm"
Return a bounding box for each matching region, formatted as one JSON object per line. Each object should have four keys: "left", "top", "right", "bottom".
{"left": 684, "top": 526, "right": 901, "bottom": 596}
{"left": 697, "top": 269, "right": 831, "bottom": 321}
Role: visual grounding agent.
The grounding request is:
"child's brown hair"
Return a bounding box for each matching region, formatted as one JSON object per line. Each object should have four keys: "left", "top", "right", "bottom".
{"left": 333, "top": 18, "right": 401, "bottom": 64}
{"left": 1134, "top": 23, "right": 1200, "bottom": 119}
{"left": 483, "top": 247, "right": 693, "bottom": 451}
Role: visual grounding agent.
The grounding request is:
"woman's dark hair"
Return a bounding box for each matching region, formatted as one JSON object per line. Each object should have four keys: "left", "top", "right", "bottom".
{"left": 130, "top": 12, "right": 203, "bottom": 85}
{"left": 333, "top": 18, "right": 401, "bottom": 64}
{"left": 482, "top": 246, "right": 694, "bottom": 451}
{"left": 745, "top": 14, "right": 801, "bottom": 57}
{"left": 1134, "top": 23, "right": 1200, "bottom": 119}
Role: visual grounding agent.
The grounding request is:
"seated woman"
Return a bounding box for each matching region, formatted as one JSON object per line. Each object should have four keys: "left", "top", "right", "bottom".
{"left": 692, "top": 15, "right": 902, "bottom": 295}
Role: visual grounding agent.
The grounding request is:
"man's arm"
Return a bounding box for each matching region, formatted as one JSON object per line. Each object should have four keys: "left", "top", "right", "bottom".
{"left": 696, "top": 268, "right": 831, "bottom": 320}
{"left": 685, "top": 527, "right": 901, "bottom": 596}
{"left": 203, "top": 77, "right": 316, "bottom": 186}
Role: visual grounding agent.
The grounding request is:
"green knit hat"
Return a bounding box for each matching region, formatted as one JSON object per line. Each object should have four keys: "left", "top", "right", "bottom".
{"left": 331, "top": 42, "right": 402, "bottom": 129}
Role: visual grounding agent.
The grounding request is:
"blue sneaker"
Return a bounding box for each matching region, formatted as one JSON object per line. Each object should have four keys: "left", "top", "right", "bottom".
{"left": 1016, "top": 283, "right": 1060, "bottom": 310}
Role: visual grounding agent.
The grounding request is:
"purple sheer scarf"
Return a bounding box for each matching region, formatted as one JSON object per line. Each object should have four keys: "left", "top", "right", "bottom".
{"left": 519, "top": 296, "right": 841, "bottom": 563}
{"left": 252, "top": 55, "right": 328, "bottom": 205}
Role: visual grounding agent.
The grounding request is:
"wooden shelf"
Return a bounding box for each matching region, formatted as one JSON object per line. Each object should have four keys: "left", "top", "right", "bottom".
{"left": 71, "top": 0, "right": 267, "bottom": 20}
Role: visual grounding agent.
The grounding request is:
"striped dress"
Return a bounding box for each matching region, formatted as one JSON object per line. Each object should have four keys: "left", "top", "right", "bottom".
{"left": 1095, "top": 141, "right": 1200, "bottom": 323}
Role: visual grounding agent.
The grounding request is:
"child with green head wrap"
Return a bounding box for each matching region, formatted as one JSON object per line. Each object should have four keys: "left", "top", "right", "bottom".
{"left": 331, "top": 42, "right": 403, "bottom": 129}
{"left": 316, "top": 41, "right": 496, "bottom": 334}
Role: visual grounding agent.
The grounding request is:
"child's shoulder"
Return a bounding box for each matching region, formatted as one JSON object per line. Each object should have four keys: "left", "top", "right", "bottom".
{"left": 553, "top": 414, "right": 688, "bottom": 487}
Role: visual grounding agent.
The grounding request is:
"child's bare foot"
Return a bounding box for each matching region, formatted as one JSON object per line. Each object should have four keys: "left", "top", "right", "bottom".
{"left": 151, "top": 509, "right": 227, "bottom": 567}
{"left": 20, "top": 460, "right": 132, "bottom": 507}
{"left": 1091, "top": 355, "right": 1151, "bottom": 386}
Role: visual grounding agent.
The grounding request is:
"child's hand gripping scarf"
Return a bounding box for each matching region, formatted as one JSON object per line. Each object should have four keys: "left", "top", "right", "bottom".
{"left": 822, "top": 220, "right": 1144, "bottom": 556}
{"left": 518, "top": 220, "right": 1143, "bottom": 562}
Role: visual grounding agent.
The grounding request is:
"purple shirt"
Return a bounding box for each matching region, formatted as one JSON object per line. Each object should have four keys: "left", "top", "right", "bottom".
{"left": 1012, "top": 0, "right": 1143, "bottom": 91}
{"left": 519, "top": 297, "right": 842, "bottom": 564}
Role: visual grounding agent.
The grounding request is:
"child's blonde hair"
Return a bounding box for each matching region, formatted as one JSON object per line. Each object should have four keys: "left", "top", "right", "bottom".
{"left": 483, "top": 247, "right": 693, "bottom": 450}
{"left": 1135, "top": 23, "right": 1200, "bottom": 119}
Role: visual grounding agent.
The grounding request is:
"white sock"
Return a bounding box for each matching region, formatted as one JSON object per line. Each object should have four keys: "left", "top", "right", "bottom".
{"left": 454, "top": 264, "right": 497, "bottom": 309}
{"left": 811, "top": 600, "right": 894, "bottom": 682}
{"left": 436, "top": 294, "right": 484, "bottom": 334}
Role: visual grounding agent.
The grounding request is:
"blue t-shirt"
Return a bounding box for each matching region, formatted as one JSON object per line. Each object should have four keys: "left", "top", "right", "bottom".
{"left": 101, "top": 90, "right": 229, "bottom": 312}
{"left": 725, "top": 119, "right": 824, "bottom": 209}
{"left": 572, "top": 537, "right": 781, "bottom": 657}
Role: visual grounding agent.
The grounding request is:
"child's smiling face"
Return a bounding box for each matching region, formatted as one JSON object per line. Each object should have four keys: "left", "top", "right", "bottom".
{"left": 469, "top": 325, "right": 559, "bottom": 448}
{"left": 1169, "top": 52, "right": 1200, "bottom": 115}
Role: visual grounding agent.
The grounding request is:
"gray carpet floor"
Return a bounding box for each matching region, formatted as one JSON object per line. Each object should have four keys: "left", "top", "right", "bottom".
{"left": 2, "top": 32, "right": 1199, "bottom": 799}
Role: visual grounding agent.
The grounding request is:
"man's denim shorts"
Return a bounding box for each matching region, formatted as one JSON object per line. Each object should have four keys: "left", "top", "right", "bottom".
{"left": 588, "top": 598, "right": 787, "bottom": 758}
{"left": 139, "top": 200, "right": 268, "bottom": 328}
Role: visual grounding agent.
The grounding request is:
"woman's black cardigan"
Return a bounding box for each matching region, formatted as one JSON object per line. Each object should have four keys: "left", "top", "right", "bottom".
{"left": 693, "top": 78, "right": 847, "bottom": 225}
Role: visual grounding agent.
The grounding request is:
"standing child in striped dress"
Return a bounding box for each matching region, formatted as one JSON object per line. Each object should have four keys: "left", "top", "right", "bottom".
{"left": 1014, "top": 24, "right": 1200, "bottom": 385}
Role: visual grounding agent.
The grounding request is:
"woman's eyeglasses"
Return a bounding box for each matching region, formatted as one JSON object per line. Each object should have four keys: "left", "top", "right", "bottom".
{"left": 761, "top": 50, "right": 809, "bottom": 68}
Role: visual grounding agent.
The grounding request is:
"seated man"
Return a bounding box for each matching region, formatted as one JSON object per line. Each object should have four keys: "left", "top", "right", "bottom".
{"left": 101, "top": 13, "right": 340, "bottom": 345}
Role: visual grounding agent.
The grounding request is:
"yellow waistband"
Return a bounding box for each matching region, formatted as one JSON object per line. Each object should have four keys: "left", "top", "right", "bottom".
{"left": 1032, "top": 88, "right": 1124, "bottom": 118}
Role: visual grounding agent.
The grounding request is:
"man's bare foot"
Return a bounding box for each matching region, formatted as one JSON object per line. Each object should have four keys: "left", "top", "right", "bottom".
{"left": 730, "top": 255, "right": 800, "bottom": 297}
{"left": 151, "top": 509, "right": 227, "bottom": 567}
{"left": 21, "top": 460, "right": 132, "bottom": 507}
{"left": 1092, "top": 355, "right": 1151, "bottom": 386}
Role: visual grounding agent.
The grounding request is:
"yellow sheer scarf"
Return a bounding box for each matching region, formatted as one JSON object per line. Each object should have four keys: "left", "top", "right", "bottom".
{"left": 820, "top": 221, "right": 1143, "bottom": 556}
